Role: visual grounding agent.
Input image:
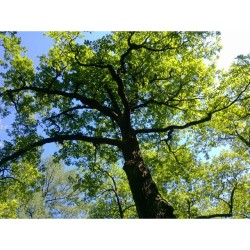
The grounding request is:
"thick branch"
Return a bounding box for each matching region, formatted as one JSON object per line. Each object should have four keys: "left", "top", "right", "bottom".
{"left": 135, "top": 81, "right": 250, "bottom": 135}
{"left": 0, "top": 134, "right": 122, "bottom": 166}
{"left": 107, "top": 66, "right": 130, "bottom": 115}
{"left": 135, "top": 113, "right": 212, "bottom": 134}
{"left": 105, "top": 87, "right": 122, "bottom": 115}
{"left": 229, "top": 186, "right": 236, "bottom": 215}
{"left": 119, "top": 32, "right": 136, "bottom": 73}
{"left": 3, "top": 86, "right": 117, "bottom": 120}
{"left": 73, "top": 55, "right": 130, "bottom": 115}
{"left": 213, "top": 80, "right": 250, "bottom": 113}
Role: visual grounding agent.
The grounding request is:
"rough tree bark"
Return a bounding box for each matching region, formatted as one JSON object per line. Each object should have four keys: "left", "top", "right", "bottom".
{"left": 119, "top": 115, "right": 176, "bottom": 218}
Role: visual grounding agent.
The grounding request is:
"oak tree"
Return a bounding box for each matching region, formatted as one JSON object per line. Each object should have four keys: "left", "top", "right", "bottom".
{"left": 0, "top": 32, "right": 249, "bottom": 218}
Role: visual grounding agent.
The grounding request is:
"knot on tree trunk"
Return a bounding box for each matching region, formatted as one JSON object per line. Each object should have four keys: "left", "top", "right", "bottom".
{"left": 154, "top": 197, "right": 176, "bottom": 218}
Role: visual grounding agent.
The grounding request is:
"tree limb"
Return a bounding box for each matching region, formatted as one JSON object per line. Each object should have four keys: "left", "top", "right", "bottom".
{"left": 73, "top": 54, "right": 130, "bottom": 116}
{"left": 135, "top": 81, "right": 250, "bottom": 135}
{"left": 105, "top": 171, "right": 124, "bottom": 219}
{"left": 43, "top": 105, "right": 89, "bottom": 127}
{"left": 135, "top": 112, "right": 213, "bottom": 134}
{"left": 0, "top": 134, "right": 123, "bottom": 166}
{"left": 107, "top": 65, "right": 130, "bottom": 115}
{"left": 127, "top": 32, "right": 183, "bottom": 52}
{"left": 122, "top": 204, "right": 135, "bottom": 214}
{"left": 131, "top": 97, "right": 189, "bottom": 112}
{"left": 196, "top": 213, "right": 232, "bottom": 219}
{"left": 2, "top": 86, "right": 118, "bottom": 120}
{"left": 105, "top": 86, "right": 122, "bottom": 115}
{"left": 235, "top": 130, "right": 250, "bottom": 147}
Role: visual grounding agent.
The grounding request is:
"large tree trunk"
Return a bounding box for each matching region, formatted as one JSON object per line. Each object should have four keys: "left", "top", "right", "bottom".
{"left": 120, "top": 124, "right": 176, "bottom": 218}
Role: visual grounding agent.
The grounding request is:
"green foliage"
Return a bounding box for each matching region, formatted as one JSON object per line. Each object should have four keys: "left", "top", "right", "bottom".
{"left": 0, "top": 32, "right": 249, "bottom": 218}
{"left": 16, "top": 157, "right": 88, "bottom": 218}
{"left": 0, "top": 159, "right": 40, "bottom": 218}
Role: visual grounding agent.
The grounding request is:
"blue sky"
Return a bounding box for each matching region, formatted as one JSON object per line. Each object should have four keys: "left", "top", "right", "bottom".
{"left": 218, "top": 31, "right": 250, "bottom": 69}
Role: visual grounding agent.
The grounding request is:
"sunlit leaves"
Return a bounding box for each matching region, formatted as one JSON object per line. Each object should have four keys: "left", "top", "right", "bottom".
{"left": 0, "top": 32, "right": 250, "bottom": 218}
{"left": 13, "top": 157, "right": 89, "bottom": 218}
{"left": 0, "top": 159, "right": 40, "bottom": 218}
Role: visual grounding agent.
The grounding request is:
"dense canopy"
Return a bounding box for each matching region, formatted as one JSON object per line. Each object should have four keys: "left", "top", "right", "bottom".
{"left": 0, "top": 31, "right": 249, "bottom": 218}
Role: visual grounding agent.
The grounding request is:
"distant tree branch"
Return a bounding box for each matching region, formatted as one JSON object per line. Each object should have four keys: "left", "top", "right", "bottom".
{"left": 196, "top": 213, "right": 232, "bottom": 219}
{"left": 122, "top": 204, "right": 136, "bottom": 214}
{"left": 99, "top": 169, "right": 124, "bottom": 219}
{"left": 119, "top": 32, "right": 136, "bottom": 73}
{"left": 165, "top": 141, "right": 181, "bottom": 164}
{"left": 242, "top": 213, "right": 250, "bottom": 219}
{"left": 215, "top": 195, "right": 230, "bottom": 206}
{"left": 212, "top": 81, "right": 250, "bottom": 113}
{"left": 210, "top": 186, "right": 237, "bottom": 219}
{"left": 229, "top": 186, "right": 236, "bottom": 215}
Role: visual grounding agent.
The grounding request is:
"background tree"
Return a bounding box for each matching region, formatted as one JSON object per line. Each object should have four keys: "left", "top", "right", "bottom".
{"left": 201, "top": 151, "right": 250, "bottom": 218}
{"left": 16, "top": 157, "right": 88, "bottom": 218}
{"left": 0, "top": 156, "right": 40, "bottom": 218}
{"left": 0, "top": 154, "right": 136, "bottom": 219}
{"left": 0, "top": 31, "right": 249, "bottom": 218}
{"left": 79, "top": 163, "right": 137, "bottom": 218}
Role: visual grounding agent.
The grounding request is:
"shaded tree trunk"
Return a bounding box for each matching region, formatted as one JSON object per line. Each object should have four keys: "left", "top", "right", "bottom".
{"left": 123, "top": 157, "right": 176, "bottom": 218}
{"left": 119, "top": 116, "right": 175, "bottom": 218}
